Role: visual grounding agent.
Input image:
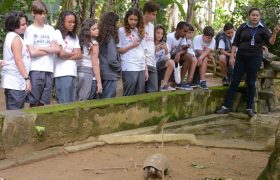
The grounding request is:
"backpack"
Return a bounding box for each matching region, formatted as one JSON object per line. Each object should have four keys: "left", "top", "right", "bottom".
{"left": 215, "top": 32, "right": 232, "bottom": 53}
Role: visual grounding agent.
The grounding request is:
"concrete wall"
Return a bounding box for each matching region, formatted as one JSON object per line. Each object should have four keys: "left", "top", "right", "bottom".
{"left": 0, "top": 87, "right": 227, "bottom": 158}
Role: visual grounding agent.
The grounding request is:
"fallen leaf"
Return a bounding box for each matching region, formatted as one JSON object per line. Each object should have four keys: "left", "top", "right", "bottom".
{"left": 191, "top": 163, "right": 206, "bottom": 169}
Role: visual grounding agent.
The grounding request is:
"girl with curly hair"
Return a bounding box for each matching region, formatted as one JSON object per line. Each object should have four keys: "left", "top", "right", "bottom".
{"left": 117, "top": 8, "right": 147, "bottom": 96}
{"left": 54, "top": 11, "right": 81, "bottom": 104}
{"left": 98, "top": 12, "right": 121, "bottom": 98}
{"left": 77, "top": 18, "right": 102, "bottom": 101}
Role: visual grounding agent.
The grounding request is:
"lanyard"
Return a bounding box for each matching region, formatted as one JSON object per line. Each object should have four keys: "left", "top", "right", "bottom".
{"left": 250, "top": 27, "right": 258, "bottom": 38}
{"left": 250, "top": 27, "right": 258, "bottom": 46}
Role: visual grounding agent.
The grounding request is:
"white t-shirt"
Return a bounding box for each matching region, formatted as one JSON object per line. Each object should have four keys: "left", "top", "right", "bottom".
{"left": 76, "top": 39, "right": 98, "bottom": 68}
{"left": 144, "top": 23, "right": 156, "bottom": 67}
{"left": 186, "top": 38, "right": 195, "bottom": 56}
{"left": 1, "top": 32, "right": 31, "bottom": 90}
{"left": 117, "top": 27, "right": 146, "bottom": 71}
{"left": 193, "top": 35, "right": 215, "bottom": 51}
{"left": 24, "top": 24, "right": 56, "bottom": 72}
{"left": 54, "top": 30, "right": 80, "bottom": 78}
{"left": 218, "top": 31, "right": 235, "bottom": 49}
{"left": 166, "top": 32, "right": 187, "bottom": 54}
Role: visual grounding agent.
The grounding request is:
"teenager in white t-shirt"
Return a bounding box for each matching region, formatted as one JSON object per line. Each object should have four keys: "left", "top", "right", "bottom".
{"left": 1, "top": 12, "right": 31, "bottom": 110}
{"left": 54, "top": 11, "right": 81, "bottom": 104}
{"left": 217, "top": 23, "right": 235, "bottom": 86}
{"left": 193, "top": 26, "right": 216, "bottom": 90}
{"left": 143, "top": 1, "right": 159, "bottom": 93}
{"left": 184, "top": 24, "right": 198, "bottom": 87}
{"left": 24, "top": 0, "right": 60, "bottom": 107}
{"left": 166, "top": 21, "right": 193, "bottom": 90}
{"left": 117, "top": 8, "right": 147, "bottom": 96}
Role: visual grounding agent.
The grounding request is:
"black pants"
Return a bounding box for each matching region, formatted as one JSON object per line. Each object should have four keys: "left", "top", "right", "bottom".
{"left": 224, "top": 53, "right": 262, "bottom": 109}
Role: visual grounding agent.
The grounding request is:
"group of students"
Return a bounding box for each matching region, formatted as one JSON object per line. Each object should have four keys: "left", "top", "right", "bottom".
{"left": 0, "top": 0, "right": 218, "bottom": 110}
{"left": 1, "top": 0, "right": 280, "bottom": 117}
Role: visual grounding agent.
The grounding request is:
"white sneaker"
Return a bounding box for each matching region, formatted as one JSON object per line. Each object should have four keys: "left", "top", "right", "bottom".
{"left": 160, "top": 85, "right": 176, "bottom": 92}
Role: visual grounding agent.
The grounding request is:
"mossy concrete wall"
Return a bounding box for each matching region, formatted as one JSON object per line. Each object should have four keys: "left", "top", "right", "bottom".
{"left": 0, "top": 87, "right": 227, "bottom": 157}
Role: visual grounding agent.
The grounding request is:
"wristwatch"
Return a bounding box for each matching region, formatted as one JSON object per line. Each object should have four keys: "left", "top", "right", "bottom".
{"left": 24, "top": 76, "right": 30, "bottom": 81}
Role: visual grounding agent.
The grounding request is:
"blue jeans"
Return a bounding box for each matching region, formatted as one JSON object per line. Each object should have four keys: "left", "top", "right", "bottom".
{"left": 224, "top": 54, "right": 262, "bottom": 109}
{"left": 89, "top": 80, "right": 98, "bottom": 100}
{"left": 55, "top": 76, "right": 77, "bottom": 104}
{"left": 5, "top": 89, "right": 26, "bottom": 110}
{"left": 77, "top": 66, "right": 94, "bottom": 101}
{"left": 27, "top": 71, "right": 53, "bottom": 105}
{"left": 122, "top": 71, "right": 145, "bottom": 96}
{"left": 145, "top": 66, "right": 158, "bottom": 92}
{"left": 102, "top": 80, "right": 117, "bottom": 99}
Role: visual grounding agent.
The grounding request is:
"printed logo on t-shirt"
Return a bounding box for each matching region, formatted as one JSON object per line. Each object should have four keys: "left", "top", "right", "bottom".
{"left": 156, "top": 49, "right": 165, "bottom": 62}
{"left": 33, "top": 34, "right": 50, "bottom": 46}
{"left": 127, "top": 34, "right": 135, "bottom": 41}
{"left": 201, "top": 41, "right": 210, "bottom": 51}
{"left": 26, "top": 46, "right": 30, "bottom": 59}
{"left": 64, "top": 40, "right": 74, "bottom": 52}
{"left": 145, "top": 32, "right": 153, "bottom": 42}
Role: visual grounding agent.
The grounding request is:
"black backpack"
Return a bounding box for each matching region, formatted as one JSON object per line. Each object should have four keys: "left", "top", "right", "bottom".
{"left": 215, "top": 32, "right": 232, "bottom": 53}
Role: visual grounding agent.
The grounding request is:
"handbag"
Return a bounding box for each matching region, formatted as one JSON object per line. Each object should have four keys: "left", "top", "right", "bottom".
{"left": 174, "top": 62, "right": 181, "bottom": 84}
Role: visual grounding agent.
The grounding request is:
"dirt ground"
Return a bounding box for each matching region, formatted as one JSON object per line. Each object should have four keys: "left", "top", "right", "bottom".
{"left": 0, "top": 143, "right": 269, "bottom": 180}
{"left": 0, "top": 76, "right": 269, "bottom": 180}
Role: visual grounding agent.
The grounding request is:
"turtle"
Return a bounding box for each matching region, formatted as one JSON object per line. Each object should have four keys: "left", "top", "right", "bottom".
{"left": 143, "top": 153, "right": 169, "bottom": 180}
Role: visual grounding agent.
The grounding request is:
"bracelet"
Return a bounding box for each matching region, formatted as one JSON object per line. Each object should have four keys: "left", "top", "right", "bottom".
{"left": 24, "top": 76, "right": 30, "bottom": 81}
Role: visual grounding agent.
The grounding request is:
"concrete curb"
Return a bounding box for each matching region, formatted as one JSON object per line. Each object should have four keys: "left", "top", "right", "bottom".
{"left": 64, "top": 141, "right": 105, "bottom": 153}
{"left": 98, "top": 134, "right": 199, "bottom": 145}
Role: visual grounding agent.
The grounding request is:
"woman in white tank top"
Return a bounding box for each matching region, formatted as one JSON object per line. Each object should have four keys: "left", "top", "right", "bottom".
{"left": 1, "top": 12, "right": 31, "bottom": 110}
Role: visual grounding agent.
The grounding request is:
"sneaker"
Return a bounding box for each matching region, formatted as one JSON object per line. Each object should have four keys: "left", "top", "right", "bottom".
{"left": 222, "top": 77, "right": 229, "bottom": 86}
{"left": 160, "top": 85, "right": 176, "bottom": 92}
{"left": 216, "top": 106, "right": 230, "bottom": 114}
{"left": 186, "top": 82, "right": 198, "bottom": 88}
{"left": 182, "top": 83, "right": 193, "bottom": 91}
{"left": 246, "top": 109, "right": 256, "bottom": 117}
{"left": 198, "top": 81, "right": 208, "bottom": 90}
{"left": 176, "top": 82, "right": 193, "bottom": 91}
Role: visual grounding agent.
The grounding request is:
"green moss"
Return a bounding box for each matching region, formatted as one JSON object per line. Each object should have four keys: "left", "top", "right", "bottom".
{"left": 24, "top": 90, "right": 187, "bottom": 115}
{"left": 115, "top": 122, "right": 139, "bottom": 132}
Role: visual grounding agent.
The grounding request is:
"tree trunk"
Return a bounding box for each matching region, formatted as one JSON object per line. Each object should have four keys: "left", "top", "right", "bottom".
{"left": 193, "top": 13, "right": 203, "bottom": 33}
{"left": 208, "top": 0, "right": 212, "bottom": 26}
{"left": 131, "top": 0, "right": 139, "bottom": 8}
{"left": 81, "top": 0, "right": 88, "bottom": 23}
{"left": 186, "top": 0, "right": 194, "bottom": 23}
{"left": 61, "top": 0, "right": 73, "bottom": 11}
{"left": 90, "top": 0, "right": 96, "bottom": 18}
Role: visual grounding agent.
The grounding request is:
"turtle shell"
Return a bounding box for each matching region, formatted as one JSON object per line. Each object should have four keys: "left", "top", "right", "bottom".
{"left": 143, "top": 153, "right": 169, "bottom": 172}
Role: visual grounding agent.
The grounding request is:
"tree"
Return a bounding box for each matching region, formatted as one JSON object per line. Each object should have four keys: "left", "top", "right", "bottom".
{"left": 132, "top": 0, "right": 139, "bottom": 8}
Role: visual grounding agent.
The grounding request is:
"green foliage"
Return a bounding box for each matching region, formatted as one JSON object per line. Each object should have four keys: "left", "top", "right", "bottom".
{"left": 212, "top": 7, "right": 231, "bottom": 31}
{"left": 0, "top": 0, "right": 33, "bottom": 58}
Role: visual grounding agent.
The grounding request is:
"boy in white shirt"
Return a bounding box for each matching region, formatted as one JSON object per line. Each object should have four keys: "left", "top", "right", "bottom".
{"left": 143, "top": 1, "right": 159, "bottom": 92}
{"left": 166, "top": 21, "right": 193, "bottom": 90}
{"left": 24, "top": 0, "right": 60, "bottom": 107}
{"left": 193, "top": 26, "right": 216, "bottom": 90}
{"left": 217, "top": 23, "right": 235, "bottom": 86}
{"left": 184, "top": 24, "right": 197, "bottom": 87}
